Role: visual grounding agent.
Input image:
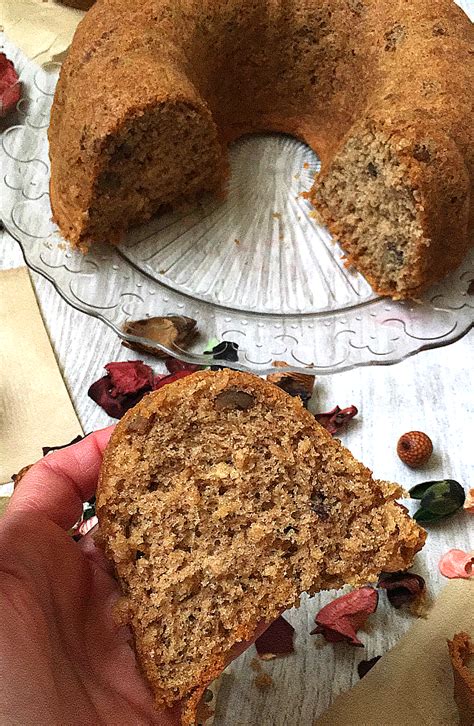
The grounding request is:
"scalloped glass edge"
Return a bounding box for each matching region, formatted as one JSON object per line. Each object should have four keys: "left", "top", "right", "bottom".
{"left": 5, "top": 222, "right": 473, "bottom": 376}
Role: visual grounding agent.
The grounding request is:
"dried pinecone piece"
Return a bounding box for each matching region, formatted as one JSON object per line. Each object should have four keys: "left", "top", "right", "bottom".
{"left": 122, "top": 316, "right": 197, "bottom": 358}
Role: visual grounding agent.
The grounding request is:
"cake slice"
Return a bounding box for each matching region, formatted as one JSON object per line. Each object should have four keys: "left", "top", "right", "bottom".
{"left": 97, "top": 370, "right": 425, "bottom": 724}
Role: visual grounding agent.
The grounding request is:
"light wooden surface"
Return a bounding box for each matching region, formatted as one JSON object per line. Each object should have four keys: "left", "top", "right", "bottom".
{"left": 1, "top": 228, "right": 472, "bottom": 725}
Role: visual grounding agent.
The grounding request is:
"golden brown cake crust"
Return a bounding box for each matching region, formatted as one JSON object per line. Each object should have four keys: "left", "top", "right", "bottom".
{"left": 447, "top": 632, "right": 474, "bottom": 726}
{"left": 97, "top": 370, "right": 425, "bottom": 724}
{"left": 48, "top": 0, "right": 473, "bottom": 299}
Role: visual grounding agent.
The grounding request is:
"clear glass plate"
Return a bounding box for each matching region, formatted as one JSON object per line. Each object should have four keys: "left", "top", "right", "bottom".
{"left": 1, "top": 58, "right": 473, "bottom": 375}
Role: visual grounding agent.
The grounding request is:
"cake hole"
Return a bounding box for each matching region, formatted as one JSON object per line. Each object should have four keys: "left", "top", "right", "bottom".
{"left": 367, "top": 162, "right": 378, "bottom": 177}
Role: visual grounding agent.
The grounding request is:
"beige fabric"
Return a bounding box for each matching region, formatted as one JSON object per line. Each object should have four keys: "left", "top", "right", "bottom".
{"left": 316, "top": 579, "right": 474, "bottom": 726}
{"left": 0, "top": 267, "right": 82, "bottom": 482}
{"left": 1, "top": 0, "right": 85, "bottom": 64}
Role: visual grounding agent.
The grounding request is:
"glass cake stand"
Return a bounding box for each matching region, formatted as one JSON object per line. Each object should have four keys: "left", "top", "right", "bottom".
{"left": 1, "top": 58, "right": 473, "bottom": 375}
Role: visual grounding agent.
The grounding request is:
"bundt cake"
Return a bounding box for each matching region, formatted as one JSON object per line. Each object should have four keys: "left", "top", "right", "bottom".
{"left": 97, "top": 369, "right": 425, "bottom": 724}
{"left": 48, "top": 0, "right": 473, "bottom": 299}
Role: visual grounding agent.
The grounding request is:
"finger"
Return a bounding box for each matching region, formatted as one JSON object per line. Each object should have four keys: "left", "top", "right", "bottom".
{"left": 78, "top": 525, "right": 116, "bottom": 575}
{"left": 7, "top": 426, "right": 114, "bottom": 530}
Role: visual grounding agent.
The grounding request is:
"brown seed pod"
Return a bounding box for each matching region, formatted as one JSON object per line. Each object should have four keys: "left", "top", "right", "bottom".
{"left": 397, "top": 431, "right": 433, "bottom": 468}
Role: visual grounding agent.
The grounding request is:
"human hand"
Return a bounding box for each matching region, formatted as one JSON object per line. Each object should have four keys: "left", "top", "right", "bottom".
{"left": 0, "top": 428, "right": 178, "bottom": 726}
{"left": 0, "top": 429, "right": 270, "bottom": 726}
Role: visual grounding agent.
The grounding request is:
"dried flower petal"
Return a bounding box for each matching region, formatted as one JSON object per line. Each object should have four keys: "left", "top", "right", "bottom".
{"left": 357, "top": 656, "right": 381, "bottom": 678}
{"left": 447, "top": 632, "right": 474, "bottom": 726}
{"left": 314, "top": 405, "right": 358, "bottom": 435}
{"left": 439, "top": 549, "right": 474, "bottom": 579}
{"left": 377, "top": 571, "right": 426, "bottom": 609}
{"left": 88, "top": 375, "right": 148, "bottom": 418}
{"left": 105, "top": 361, "right": 154, "bottom": 395}
{"left": 255, "top": 616, "right": 295, "bottom": 660}
{"left": 88, "top": 361, "right": 154, "bottom": 418}
{"left": 311, "top": 587, "right": 378, "bottom": 646}
{"left": 463, "top": 488, "right": 474, "bottom": 514}
{"left": 267, "top": 361, "right": 315, "bottom": 407}
{"left": 122, "top": 316, "right": 198, "bottom": 358}
{"left": 0, "top": 53, "right": 21, "bottom": 117}
{"left": 165, "top": 358, "right": 202, "bottom": 374}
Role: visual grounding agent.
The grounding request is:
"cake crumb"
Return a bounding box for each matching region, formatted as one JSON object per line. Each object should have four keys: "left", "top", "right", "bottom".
{"left": 255, "top": 672, "right": 273, "bottom": 691}
{"left": 250, "top": 657, "right": 262, "bottom": 673}
{"left": 303, "top": 162, "right": 309, "bottom": 169}
{"left": 234, "top": 238, "right": 240, "bottom": 245}
{"left": 272, "top": 212, "right": 281, "bottom": 219}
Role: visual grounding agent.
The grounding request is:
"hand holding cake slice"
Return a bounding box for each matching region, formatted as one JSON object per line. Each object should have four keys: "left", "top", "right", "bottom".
{"left": 97, "top": 370, "right": 425, "bottom": 724}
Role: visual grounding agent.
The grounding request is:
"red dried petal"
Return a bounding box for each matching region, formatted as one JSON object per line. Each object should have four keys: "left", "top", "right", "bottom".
{"left": 311, "top": 587, "right": 378, "bottom": 646}
{"left": 88, "top": 376, "right": 149, "bottom": 419}
{"left": 255, "top": 616, "right": 295, "bottom": 660}
{"left": 153, "top": 369, "right": 196, "bottom": 390}
{"left": 0, "top": 53, "right": 21, "bottom": 116}
{"left": 314, "top": 405, "right": 358, "bottom": 435}
{"left": 165, "top": 358, "right": 202, "bottom": 374}
{"left": 377, "top": 571, "right": 426, "bottom": 608}
{"left": 105, "top": 360, "right": 154, "bottom": 396}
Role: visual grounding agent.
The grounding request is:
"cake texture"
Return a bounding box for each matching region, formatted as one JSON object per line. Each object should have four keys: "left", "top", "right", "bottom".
{"left": 97, "top": 369, "right": 425, "bottom": 724}
{"left": 48, "top": 0, "right": 473, "bottom": 299}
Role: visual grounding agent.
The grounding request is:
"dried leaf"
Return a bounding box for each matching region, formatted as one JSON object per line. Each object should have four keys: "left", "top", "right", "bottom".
{"left": 447, "top": 632, "right": 474, "bottom": 726}
{"left": 357, "top": 656, "right": 381, "bottom": 678}
{"left": 267, "top": 361, "right": 315, "bottom": 406}
{"left": 311, "top": 587, "right": 378, "bottom": 646}
{"left": 413, "top": 507, "right": 446, "bottom": 524}
{"left": 314, "top": 405, "right": 358, "bottom": 435}
{"left": 377, "top": 571, "right": 426, "bottom": 609}
{"left": 411, "top": 480, "right": 465, "bottom": 523}
{"left": 409, "top": 481, "right": 438, "bottom": 500}
{"left": 438, "top": 550, "right": 474, "bottom": 579}
{"left": 255, "top": 616, "right": 295, "bottom": 660}
{"left": 122, "top": 316, "right": 198, "bottom": 358}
